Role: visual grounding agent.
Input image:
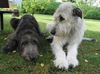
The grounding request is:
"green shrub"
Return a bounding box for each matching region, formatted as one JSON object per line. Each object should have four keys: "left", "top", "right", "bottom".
{"left": 34, "top": 2, "right": 60, "bottom": 15}
{"left": 34, "top": 1, "right": 49, "bottom": 14}
{"left": 21, "top": 1, "right": 60, "bottom": 15}
{"left": 22, "top": 0, "right": 34, "bottom": 14}
{"left": 21, "top": 0, "right": 49, "bottom": 14}
{"left": 78, "top": 3, "right": 100, "bottom": 20}
{"left": 85, "top": 8, "right": 100, "bottom": 20}
{"left": 22, "top": 1, "right": 100, "bottom": 20}
{"left": 79, "top": 4, "right": 92, "bottom": 16}
{"left": 43, "top": 2, "right": 61, "bottom": 15}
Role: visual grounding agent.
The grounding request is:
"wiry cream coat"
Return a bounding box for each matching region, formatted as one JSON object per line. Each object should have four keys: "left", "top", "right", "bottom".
{"left": 47, "top": 2, "right": 85, "bottom": 70}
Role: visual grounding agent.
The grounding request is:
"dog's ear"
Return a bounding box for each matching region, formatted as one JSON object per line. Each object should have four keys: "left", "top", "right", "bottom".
{"left": 10, "top": 18, "right": 20, "bottom": 30}
{"left": 72, "top": 8, "right": 82, "bottom": 18}
{"left": 59, "top": 15, "right": 65, "bottom": 21}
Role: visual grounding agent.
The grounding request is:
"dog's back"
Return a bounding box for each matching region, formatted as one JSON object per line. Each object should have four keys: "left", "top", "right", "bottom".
{"left": 10, "top": 15, "right": 42, "bottom": 36}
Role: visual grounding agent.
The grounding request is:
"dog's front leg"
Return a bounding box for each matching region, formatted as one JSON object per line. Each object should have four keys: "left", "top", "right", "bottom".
{"left": 66, "top": 44, "right": 79, "bottom": 69}
{"left": 51, "top": 36, "right": 68, "bottom": 69}
{"left": 3, "top": 33, "right": 18, "bottom": 53}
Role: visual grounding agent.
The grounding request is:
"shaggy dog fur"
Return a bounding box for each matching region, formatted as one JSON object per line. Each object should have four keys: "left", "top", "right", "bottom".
{"left": 47, "top": 2, "right": 85, "bottom": 70}
{"left": 10, "top": 18, "right": 20, "bottom": 30}
{"left": 3, "top": 14, "right": 42, "bottom": 61}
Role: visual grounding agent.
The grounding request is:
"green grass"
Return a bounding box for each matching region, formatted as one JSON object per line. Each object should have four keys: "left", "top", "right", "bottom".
{"left": 0, "top": 14, "right": 100, "bottom": 74}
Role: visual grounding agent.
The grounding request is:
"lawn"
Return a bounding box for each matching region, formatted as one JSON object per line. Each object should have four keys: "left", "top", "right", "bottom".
{"left": 0, "top": 14, "right": 100, "bottom": 74}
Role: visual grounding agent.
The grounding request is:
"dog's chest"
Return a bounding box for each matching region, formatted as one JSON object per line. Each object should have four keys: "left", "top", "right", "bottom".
{"left": 57, "top": 21, "right": 77, "bottom": 35}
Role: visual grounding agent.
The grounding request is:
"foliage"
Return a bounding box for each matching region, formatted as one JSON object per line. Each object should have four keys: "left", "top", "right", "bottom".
{"left": 22, "top": 0, "right": 100, "bottom": 19}
{"left": 22, "top": 0, "right": 33, "bottom": 14}
{"left": 77, "top": 3, "right": 92, "bottom": 16}
{"left": 22, "top": 0, "right": 60, "bottom": 15}
{"left": 76, "top": 1, "right": 100, "bottom": 20}
{"left": 85, "top": 7, "right": 100, "bottom": 20}
{"left": 22, "top": 0, "right": 49, "bottom": 14}
{"left": 41, "top": 2, "right": 61, "bottom": 15}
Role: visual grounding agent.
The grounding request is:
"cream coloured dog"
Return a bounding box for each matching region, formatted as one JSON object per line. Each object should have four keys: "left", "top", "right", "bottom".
{"left": 47, "top": 2, "right": 85, "bottom": 70}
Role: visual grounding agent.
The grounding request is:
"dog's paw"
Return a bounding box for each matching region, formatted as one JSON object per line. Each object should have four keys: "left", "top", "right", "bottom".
{"left": 67, "top": 57, "right": 79, "bottom": 69}
{"left": 2, "top": 46, "right": 11, "bottom": 53}
{"left": 53, "top": 58, "right": 68, "bottom": 70}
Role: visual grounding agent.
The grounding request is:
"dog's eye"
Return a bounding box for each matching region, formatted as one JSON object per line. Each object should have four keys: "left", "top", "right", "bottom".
{"left": 22, "top": 41, "right": 28, "bottom": 45}
{"left": 32, "top": 40, "right": 38, "bottom": 44}
{"left": 59, "top": 15, "right": 65, "bottom": 21}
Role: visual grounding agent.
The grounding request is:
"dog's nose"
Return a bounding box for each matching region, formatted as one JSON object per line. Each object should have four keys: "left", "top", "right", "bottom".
{"left": 29, "top": 56, "right": 38, "bottom": 63}
{"left": 51, "top": 29, "right": 56, "bottom": 35}
{"left": 29, "top": 53, "right": 39, "bottom": 62}
{"left": 22, "top": 52, "right": 39, "bottom": 62}
{"left": 46, "top": 36, "right": 53, "bottom": 43}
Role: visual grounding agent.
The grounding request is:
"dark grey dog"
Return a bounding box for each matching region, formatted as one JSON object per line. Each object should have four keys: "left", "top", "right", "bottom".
{"left": 3, "top": 14, "right": 43, "bottom": 61}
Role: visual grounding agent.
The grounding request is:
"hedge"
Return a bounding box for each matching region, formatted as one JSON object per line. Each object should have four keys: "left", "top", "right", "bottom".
{"left": 22, "top": 2, "right": 100, "bottom": 19}
{"left": 85, "top": 8, "right": 100, "bottom": 20}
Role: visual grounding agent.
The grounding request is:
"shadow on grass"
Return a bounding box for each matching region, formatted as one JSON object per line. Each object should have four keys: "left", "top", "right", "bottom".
{"left": 84, "top": 30, "right": 100, "bottom": 41}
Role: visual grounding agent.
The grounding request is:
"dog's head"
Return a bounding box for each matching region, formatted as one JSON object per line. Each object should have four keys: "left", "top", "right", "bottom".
{"left": 11, "top": 15, "right": 40, "bottom": 61}
{"left": 47, "top": 2, "right": 83, "bottom": 37}
{"left": 16, "top": 15, "right": 40, "bottom": 61}
{"left": 54, "top": 2, "right": 82, "bottom": 22}
{"left": 19, "top": 32, "right": 39, "bottom": 61}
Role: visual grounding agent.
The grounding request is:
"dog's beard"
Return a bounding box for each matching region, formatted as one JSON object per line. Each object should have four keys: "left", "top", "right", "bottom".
{"left": 54, "top": 21, "right": 72, "bottom": 36}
